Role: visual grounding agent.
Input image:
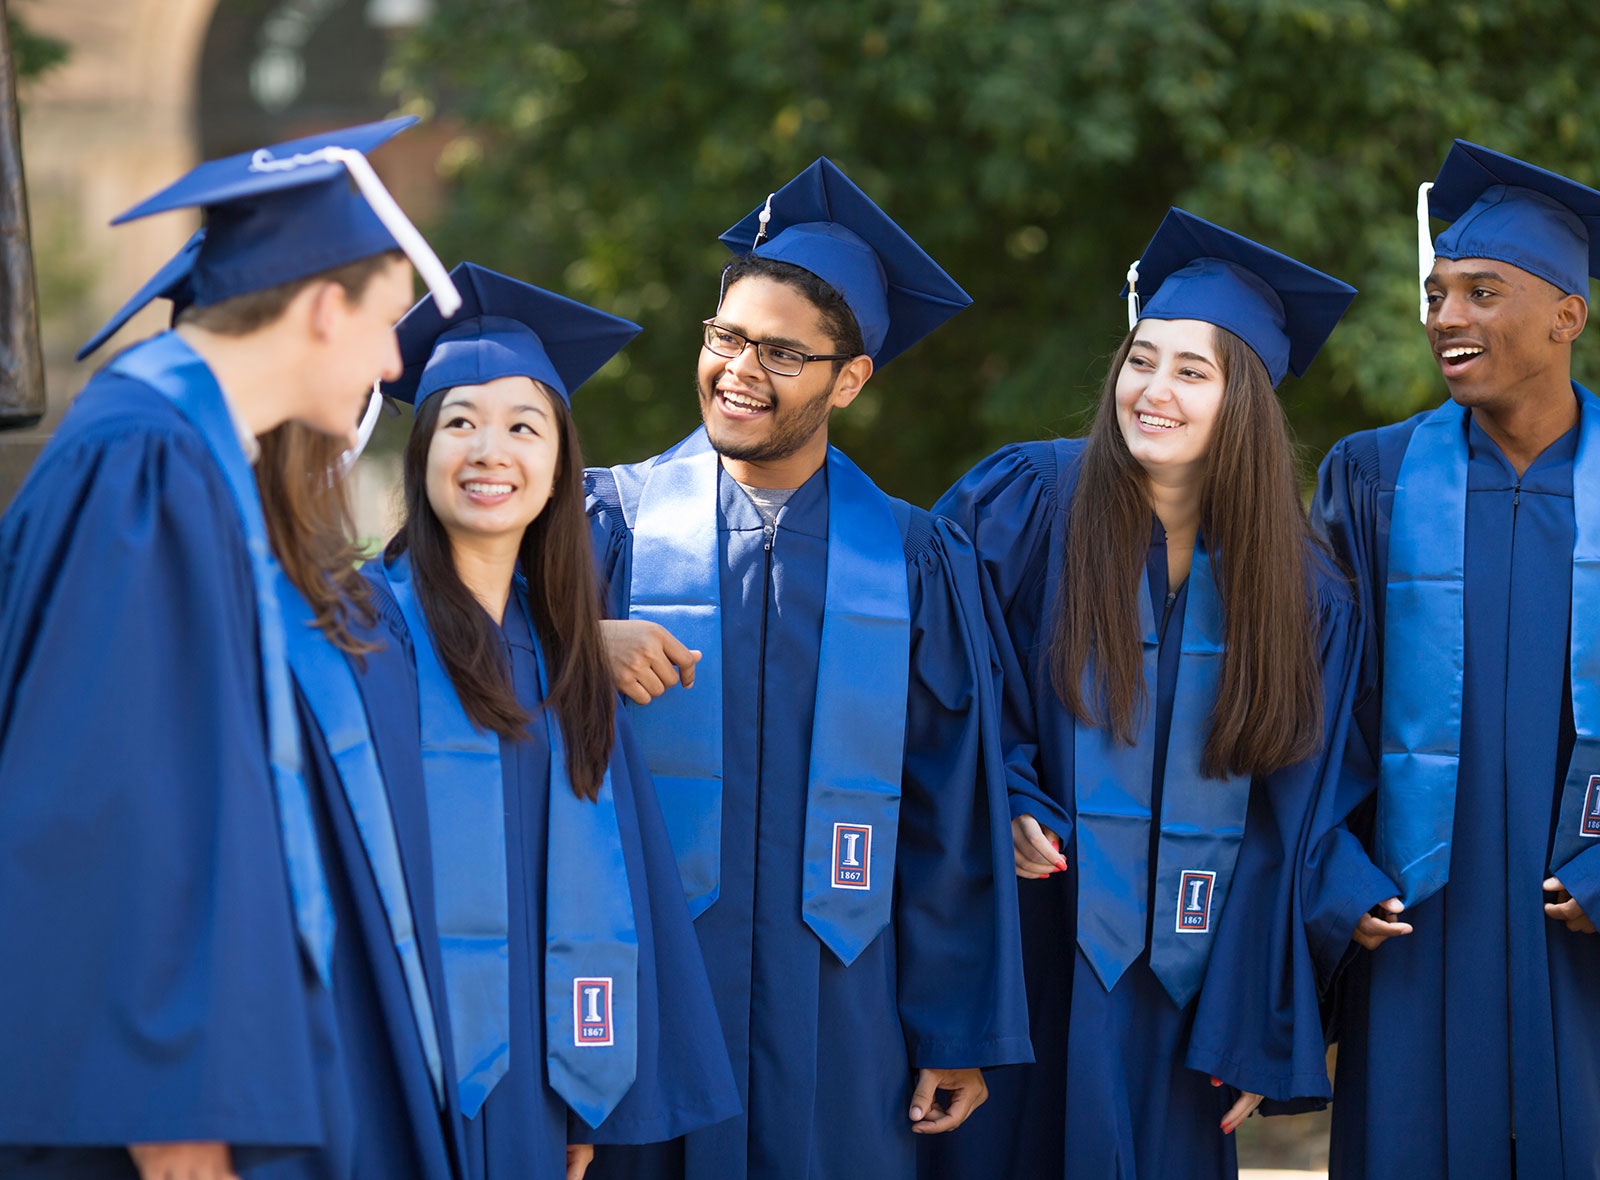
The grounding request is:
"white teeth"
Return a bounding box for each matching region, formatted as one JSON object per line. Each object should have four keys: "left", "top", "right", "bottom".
{"left": 1138, "top": 412, "right": 1181, "bottom": 429}
{"left": 464, "top": 482, "right": 513, "bottom": 495}
{"left": 1441, "top": 347, "right": 1483, "bottom": 360}
{"left": 720, "top": 390, "right": 769, "bottom": 412}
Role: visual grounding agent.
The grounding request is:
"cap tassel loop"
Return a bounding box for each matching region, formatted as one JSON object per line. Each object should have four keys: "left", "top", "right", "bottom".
{"left": 1416, "top": 181, "right": 1435, "bottom": 325}
{"left": 752, "top": 193, "right": 776, "bottom": 249}
{"left": 1126, "top": 260, "right": 1142, "bottom": 331}
{"left": 338, "top": 383, "right": 386, "bottom": 477}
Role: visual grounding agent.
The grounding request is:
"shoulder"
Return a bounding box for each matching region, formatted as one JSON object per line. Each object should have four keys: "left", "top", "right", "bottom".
{"left": 1304, "top": 537, "right": 1356, "bottom": 616}
{"left": 1321, "top": 407, "right": 1436, "bottom": 495}
{"left": 357, "top": 562, "right": 414, "bottom": 657}
{"left": 584, "top": 451, "right": 666, "bottom": 533}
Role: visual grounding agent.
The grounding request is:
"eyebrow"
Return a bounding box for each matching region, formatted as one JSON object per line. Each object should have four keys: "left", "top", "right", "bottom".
{"left": 1131, "top": 340, "right": 1217, "bottom": 366}
{"left": 514, "top": 404, "right": 550, "bottom": 419}
{"left": 709, "top": 319, "right": 812, "bottom": 352}
{"left": 1426, "top": 269, "right": 1509, "bottom": 286}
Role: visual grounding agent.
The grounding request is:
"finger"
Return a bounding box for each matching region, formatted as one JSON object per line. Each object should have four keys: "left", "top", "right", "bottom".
{"left": 1222, "top": 1091, "right": 1256, "bottom": 1128}
{"left": 619, "top": 679, "right": 654, "bottom": 706}
{"left": 1013, "top": 851, "right": 1050, "bottom": 880}
{"left": 910, "top": 1099, "right": 953, "bottom": 1133}
{"left": 1013, "top": 817, "right": 1060, "bottom": 871}
{"left": 1379, "top": 896, "right": 1406, "bottom": 915}
{"left": 1357, "top": 915, "right": 1413, "bottom": 938}
{"left": 1210, "top": 1076, "right": 1222, "bottom": 1087}
{"left": 928, "top": 1084, "right": 982, "bottom": 1132}
{"left": 1546, "top": 900, "right": 1580, "bottom": 921}
{"left": 1544, "top": 877, "right": 1565, "bottom": 893}
{"left": 658, "top": 631, "right": 698, "bottom": 685}
{"left": 635, "top": 667, "right": 668, "bottom": 700}
{"left": 908, "top": 1071, "right": 939, "bottom": 1123}
{"left": 680, "top": 649, "right": 701, "bottom": 689}
{"left": 1027, "top": 827, "right": 1065, "bottom": 871}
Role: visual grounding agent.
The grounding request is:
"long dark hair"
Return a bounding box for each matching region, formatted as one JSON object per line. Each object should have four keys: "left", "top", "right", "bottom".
{"left": 385, "top": 387, "right": 613, "bottom": 801}
{"left": 1050, "top": 324, "right": 1324, "bottom": 779}
{"left": 256, "top": 422, "right": 377, "bottom": 656}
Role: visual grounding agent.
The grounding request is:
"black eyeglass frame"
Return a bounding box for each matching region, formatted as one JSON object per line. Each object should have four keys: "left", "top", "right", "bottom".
{"left": 700, "top": 319, "right": 855, "bottom": 377}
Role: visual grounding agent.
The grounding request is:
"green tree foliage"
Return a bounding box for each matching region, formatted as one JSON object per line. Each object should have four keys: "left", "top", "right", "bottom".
{"left": 397, "top": 0, "right": 1600, "bottom": 504}
{"left": 9, "top": 15, "right": 67, "bottom": 80}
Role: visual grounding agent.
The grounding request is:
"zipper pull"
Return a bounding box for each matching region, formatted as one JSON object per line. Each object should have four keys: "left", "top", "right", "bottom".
{"left": 763, "top": 520, "right": 775, "bottom": 551}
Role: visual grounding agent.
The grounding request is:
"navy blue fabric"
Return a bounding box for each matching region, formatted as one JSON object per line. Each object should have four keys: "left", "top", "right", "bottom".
{"left": 583, "top": 459, "right": 1029, "bottom": 1180}
{"left": 919, "top": 439, "right": 1361, "bottom": 1180}
{"left": 360, "top": 572, "right": 738, "bottom": 1180}
{"left": 1313, "top": 404, "right": 1600, "bottom": 1179}
{"left": 0, "top": 372, "right": 459, "bottom": 1178}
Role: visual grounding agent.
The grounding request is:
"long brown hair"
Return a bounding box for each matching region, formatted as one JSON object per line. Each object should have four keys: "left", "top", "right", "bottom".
{"left": 256, "top": 422, "right": 377, "bottom": 655}
{"left": 1051, "top": 324, "right": 1323, "bottom": 779}
{"left": 385, "top": 387, "right": 614, "bottom": 801}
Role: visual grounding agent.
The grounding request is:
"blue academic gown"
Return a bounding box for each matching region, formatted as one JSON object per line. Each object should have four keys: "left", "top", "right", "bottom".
{"left": 583, "top": 455, "right": 1031, "bottom": 1180}
{"left": 921, "top": 439, "right": 1362, "bottom": 1180}
{"left": 359, "top": 570, "right": 739, "bottom": 1180}
{"left": 1313, "top": 398, "right": 1600, "bottom": 1180}
{"left": 0, "top": 367, "right": 462, "bottom": 1179}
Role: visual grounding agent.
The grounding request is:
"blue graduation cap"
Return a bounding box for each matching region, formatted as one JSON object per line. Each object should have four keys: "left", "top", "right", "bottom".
{"left": 75, "top": 230, "right": 203, "bottom": 361}
{"left": 112, "top": 117, "right": 460, "bottom": 316}
{"left": 1122, "top": 208, "right": 1357, "bottom": 387}
{"left": 382, "top": 262, "right": 641, "bottom": 407}
{"left": 717, "top": 158, "right": 971, "bottom": 367}
{"left": 1420, "top": 141, "right": 1600, "bottom": 311}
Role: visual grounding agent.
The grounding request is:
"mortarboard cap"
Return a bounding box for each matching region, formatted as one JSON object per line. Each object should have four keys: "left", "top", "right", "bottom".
{"left": 382, "top": 262, "right": 641, "bottom": 407}
{"left": 717, "top": 158, "right": 971, "bottom": 367}
{"left": 1121, "top": 207, "right": 1356, "bottom": 387}
{"left": 113, "top": 117, "right": 459, "bottom": 317}
{"left": 76, "top": 230, "right": 203, "bottom": 361}
{"left": 1417, "top": 141, "right": 1600, "bottom": 318}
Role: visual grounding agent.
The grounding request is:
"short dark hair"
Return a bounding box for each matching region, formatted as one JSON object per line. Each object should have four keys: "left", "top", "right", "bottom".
{"left": 720, "top": 253, "right": 866, "bottom": 361}
{"left": 177, "top": 249, "right": 405, "bottom": 336}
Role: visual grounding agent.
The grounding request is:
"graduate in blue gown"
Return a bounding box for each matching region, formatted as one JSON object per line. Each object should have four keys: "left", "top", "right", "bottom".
{"left": 0, "top": 120, "right": 469, "bottom": 1179}
{"left": 923, "top": 210, "right": 1363, "bottom": 1180}
{"left": 364, "top": 262, "right": 739, "bottom": 1180}
{"left": 583, "top": 159, "right": 1031, "bottom": 1180}
{"left": 1312, "top": 143, "right": 1600, "bottom": 1180}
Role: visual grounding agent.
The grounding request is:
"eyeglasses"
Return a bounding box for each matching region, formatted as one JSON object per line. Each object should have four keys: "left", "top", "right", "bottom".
{"left": 701, "top": 320, "right": 854, "bottom": 377}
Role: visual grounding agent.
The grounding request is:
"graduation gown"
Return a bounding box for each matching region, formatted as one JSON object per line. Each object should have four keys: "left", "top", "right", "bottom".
{"left": 0, "top": 369, "right": 461, "bottom": 1178}
{"left": 1312, "top": 401, "right": 1600, "bottom": 1180}
{"left": 582, "top": 455, "right": 1031, "bottom": 1180}
{"left": 920, "top": 439, "right": 1362, "bottom": 1180}
{"left": 359, "top": 571, "right": 739, "bottom": 1180}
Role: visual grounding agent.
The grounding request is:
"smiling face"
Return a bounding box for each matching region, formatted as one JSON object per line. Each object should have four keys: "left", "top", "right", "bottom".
{"left": 1424, "top": 256, "right": 1587, "bottom": 412}
{"left": 424, "top": 374, "right": 562, "bottom": 548}
{"left": 1114, "top": 318, "right": 1226, "bottom": 483}
{"left": 696, "top": 274, "right": 870, "bottom": 480}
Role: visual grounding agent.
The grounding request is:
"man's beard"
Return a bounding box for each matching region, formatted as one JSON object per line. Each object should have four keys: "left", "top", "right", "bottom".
{"left": 696, "top": 373, "right": 835, "bottom": 464}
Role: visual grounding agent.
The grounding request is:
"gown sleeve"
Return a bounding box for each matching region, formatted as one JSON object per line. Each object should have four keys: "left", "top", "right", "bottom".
{"left": 584, "top": 466, "right": 634, "bottom": 621}
{"left": 576, "top": 710, "right": 741, "bottom": 1145}
{"left": 893, "top": 511, "right": 1033, "bottom": 1071}
{"left": 933, "top": 443, "right": 1070, "bottom": 837}
{"left": 1303, "top": 437, "right": 1402, "bottom": 981}
{"left": 1183, "top": 559, "right": 1366, "bottom": 1103}
{"left": 0, "top": 400, "right": 323, "bottom": 1149}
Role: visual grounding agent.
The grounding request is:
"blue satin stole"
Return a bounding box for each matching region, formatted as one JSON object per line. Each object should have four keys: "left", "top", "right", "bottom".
{"left": 620, "top": 427, "right": 911, "bottom": 965}
{"left": 1382, "top": 388, "right": 1600, "bottom": 905}
{"left": 1073, "top": 538, "right": 1250, "bottom": 1008}
{"left": 386, "top": 557, "right": 639, "bottom": 1127}
{"left": 107, "top": 332, "right": 445, "bottom": 1104}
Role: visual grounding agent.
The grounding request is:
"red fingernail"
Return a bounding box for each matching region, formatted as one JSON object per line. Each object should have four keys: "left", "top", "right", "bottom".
{"left": 1056, "top": 859, "right": 1067, "bottom": 870}
{"left": 1210, "top": 1077, "right": 1221, "bottom": 1087}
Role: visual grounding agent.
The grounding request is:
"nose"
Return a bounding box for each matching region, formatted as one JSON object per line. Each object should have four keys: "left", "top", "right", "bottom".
{"left": 723, "top": 340, "right": 765, "bottom": 381}
{"left": 379, "top": 330, "right": 403, "bottom": 383}
{"left": 467, "top": 424, "right": 509, "bottom": 466}
{"left": 1144, "top": 365, "right": 1178, "bottom": 405}
{"left": 1432, "top": 289, "right": 1469, "bottom": 333}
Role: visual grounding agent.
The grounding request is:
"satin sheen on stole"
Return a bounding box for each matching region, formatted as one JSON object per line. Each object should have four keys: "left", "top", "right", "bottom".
{"left": 1383, "top": 389, "right": 1600, "bottom": 902}
{"left": 387, "top": 557, "right": 639, "bottom": 1127}
{"left": 620, "top": 428, "right": 911, "bottom": 965}
{"left": 385, "top": 554, "right": 509, "bottom": 1117}
{"left": 1073, "top": 542, "right": 1250, "bottom": 1007}
{"left": 105, "top": 332, "right": 335, "bottom": 986}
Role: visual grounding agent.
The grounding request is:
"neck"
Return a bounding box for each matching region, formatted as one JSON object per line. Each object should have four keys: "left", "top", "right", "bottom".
{"left": 718, "top": 432, "right": 827, "bottom": 491}
{"left": 1469, "top": 374, "right": 1578, "bottom": 476}
{"left": 447, "top": 531, "right": 520, "bottom": 625}
{"left": 176, "top": 322, "right": 301, "bottom": 439}
{"left": 1144, "top": 468, "right": 1202, "bottom": 586}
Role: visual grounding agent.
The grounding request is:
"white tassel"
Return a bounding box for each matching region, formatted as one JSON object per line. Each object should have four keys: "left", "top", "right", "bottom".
{"left": 249, "top": 144, "right": 461, "bottom": 317}
{"left": 1126, "top": 259, "right": 1142, "bottom": 331}
{"left": 338, "top": 384, "right": 385, "bottom": 478}
{"left": 1417, "top": 181, "right": 1435, "bottom": 325}
{"left": 753, "top": 192, "right": 776, "bottom": 248}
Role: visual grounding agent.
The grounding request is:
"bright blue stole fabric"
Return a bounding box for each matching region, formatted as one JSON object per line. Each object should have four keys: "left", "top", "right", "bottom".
{"left": 385, "top": 554, "right": 509, "bottom": 1117}
{"left": 386, "top": 557, "right": 639, "bottom": 1128}
{"left": 621, "top": 428, "right": 911, "bottom": 965}
{"left": 106, "top": 332, "right": 334, "bottom": 986}
{"left": 1382, "top": 388, "right": 1600, "bottom": 904}
{"left": 108, "top": 331, "right": 445, "bottom": 1105}
{"left": 1073, "top": 541, "right": 1250, "bottom": 1008}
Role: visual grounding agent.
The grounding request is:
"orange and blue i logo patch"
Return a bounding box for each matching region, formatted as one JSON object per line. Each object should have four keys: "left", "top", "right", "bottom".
{"left": 1176, "top": 870, "right": 1216, "bottom": 933}
{"left": 574, "top": 977, "right": 613, "bottom": 1047}
{"left": 832, "top": 823, "right": 872, "bottom": 890}
{"left": 1583, "top": 775, "right": 1600, "bottom": 838}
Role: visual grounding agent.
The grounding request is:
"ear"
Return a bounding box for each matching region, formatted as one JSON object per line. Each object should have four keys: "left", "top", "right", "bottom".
{"left": 827, "top": 354, "right": 874, "bottom": 411}
{"left": 1553, "top": 293, "right": 1588, "bottom": 344}
{"left": 304, "top": 279, "right": 350, "bottom": 342}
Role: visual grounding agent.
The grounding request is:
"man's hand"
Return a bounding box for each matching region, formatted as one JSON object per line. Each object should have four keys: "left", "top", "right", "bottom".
{"left": 566, "top": 1143, "right": 595, "bottom": 1180}
{"left": 1211, "top": 1076, "right": 1263, "bottom": 1134}
{"left": 1012, "top": 814, "right": 1066, "bottom": 879}
{"left": 127, "top": 1142, "right": 238, "bottom": 1180}
{"left": 908, "top": 1067, "right": 988, "bottom": 1134}
{"left": 1544, "top": 877, "right": 1597, "bottom": 933}
{"left": 601, "top": 619, "right": 701, "bottom": 705}
{"left": 1352, "top": 896, "right": 1413, "bottom": 950}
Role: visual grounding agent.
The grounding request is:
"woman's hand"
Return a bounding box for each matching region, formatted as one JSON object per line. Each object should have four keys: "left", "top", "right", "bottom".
{"left": 1012, "top": 813, "right": 1066, "bottom": 879}
{"left": 567, "top": 1143, "right": 595, "bottom": 1179}
{"left": 127, "top": 1142, "right": 238, "bottom": 1180}
{"left": 601, "top": 619, "right": 700, "bottom": 704}
{"left": 1210, "top": 1077, "right": 1263, "bottom": 1135}
{"left": 1352, "top": 897, "right": 1413, "bottom": 949}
